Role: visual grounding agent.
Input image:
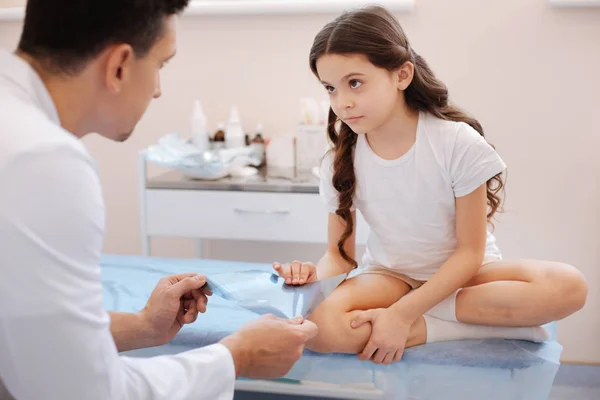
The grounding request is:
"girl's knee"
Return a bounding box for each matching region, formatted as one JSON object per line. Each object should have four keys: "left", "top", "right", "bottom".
{"left": 544, "top": 262, "right": 588, "bottom": 314}
{"left": 306, "top": 304, "right": 368, "bottom": 354}
{"left": 305, "top": 301, "right": 347, "bottom": 353}
{"left": 560, "top": 264, "right": 587, "bottom": 312}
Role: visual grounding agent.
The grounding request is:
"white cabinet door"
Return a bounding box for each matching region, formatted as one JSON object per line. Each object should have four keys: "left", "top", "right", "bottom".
{"left": 146, "top": 190, "right": 369, "bottom": 244}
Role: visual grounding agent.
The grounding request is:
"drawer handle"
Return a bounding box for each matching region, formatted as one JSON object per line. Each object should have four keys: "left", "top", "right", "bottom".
{"left": 233, "top": 208, "right": 291, "bottom": 215}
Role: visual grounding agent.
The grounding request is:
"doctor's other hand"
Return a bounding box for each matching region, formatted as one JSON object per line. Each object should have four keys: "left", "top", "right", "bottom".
{"left": 220, "top": 314, "right": 318, "bottom": 379}
{"left": 273, "top": 260, "right": 318, "bottom": 285}
{"left": 140, "top": 273, "right": 212, "bottom": 347}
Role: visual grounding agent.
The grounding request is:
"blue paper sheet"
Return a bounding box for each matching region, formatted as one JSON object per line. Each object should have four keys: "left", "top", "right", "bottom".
{"left": 204, "top": 269, "right": 346, "bottom": 319}
{"left": 100, "top": 254, "right": 562, "bottom": 400}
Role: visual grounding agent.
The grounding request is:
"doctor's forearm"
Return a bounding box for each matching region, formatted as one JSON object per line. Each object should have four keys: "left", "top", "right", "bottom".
{"left": 109, "top": 312, "right": 157, "bottom": 352}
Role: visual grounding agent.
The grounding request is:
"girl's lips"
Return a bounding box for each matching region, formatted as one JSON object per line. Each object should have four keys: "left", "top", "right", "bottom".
{"left": 345, "top": 116, "right": 363, "bottom": 123}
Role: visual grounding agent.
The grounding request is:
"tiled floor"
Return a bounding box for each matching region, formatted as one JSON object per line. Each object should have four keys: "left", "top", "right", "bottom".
{"left": 235, "top": 364, "right": 600, "bottom": 400}
{"left": 548, "top": 364, "right": 600, "bottom": 400}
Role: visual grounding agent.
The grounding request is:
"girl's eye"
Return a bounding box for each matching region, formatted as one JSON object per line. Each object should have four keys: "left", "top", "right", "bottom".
{"left": 350, "top": 80, "right": 362, "bottom": 89}
{"left": 325, "top": 85, "right": 336, "bottom": 93}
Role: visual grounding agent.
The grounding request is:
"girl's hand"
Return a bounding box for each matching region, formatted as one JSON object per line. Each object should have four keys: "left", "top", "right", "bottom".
{"left": 272, "top": 260, "right": 318, "bottom": 286}
{"left": 351, "top": 307, "right": 413, "bottom": 364}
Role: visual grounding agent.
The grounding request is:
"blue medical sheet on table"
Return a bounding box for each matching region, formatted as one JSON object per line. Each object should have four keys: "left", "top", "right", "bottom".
{"left": 100, "top": 254, "right": 562, "bottom": 400}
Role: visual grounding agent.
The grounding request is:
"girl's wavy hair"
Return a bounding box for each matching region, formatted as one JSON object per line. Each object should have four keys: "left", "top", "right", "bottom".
{"left": 309, "top": 6, "right": 505, "bottom": 268}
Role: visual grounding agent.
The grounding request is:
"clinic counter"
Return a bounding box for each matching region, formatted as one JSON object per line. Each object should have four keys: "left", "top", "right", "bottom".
{"left": 146, "top": 167, "right": 320, "bottom": 194}
{"left": 139, "top": 161, "right": 362, "bottom": 257}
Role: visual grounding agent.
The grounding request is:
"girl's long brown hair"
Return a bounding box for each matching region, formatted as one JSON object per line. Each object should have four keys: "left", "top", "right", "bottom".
{"left": 309, "top": 6, "right": 504, "bottom": 268}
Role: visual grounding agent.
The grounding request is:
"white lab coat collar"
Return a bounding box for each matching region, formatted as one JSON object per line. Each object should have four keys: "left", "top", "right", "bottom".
{"left": 0, "top": 49, "right": 60, "bottom": 125}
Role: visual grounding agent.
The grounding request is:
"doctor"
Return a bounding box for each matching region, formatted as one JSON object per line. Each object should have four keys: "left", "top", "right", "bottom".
{"left": 0, "top": 1, "right": 318, "bottom": 399}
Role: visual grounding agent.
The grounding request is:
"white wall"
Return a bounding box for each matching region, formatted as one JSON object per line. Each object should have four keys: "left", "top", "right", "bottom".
{"left": 1, "top": 0, "right": 599, "bottom": 362}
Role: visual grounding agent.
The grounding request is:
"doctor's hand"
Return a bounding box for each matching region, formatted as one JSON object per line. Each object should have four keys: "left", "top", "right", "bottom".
{"left": 351, "top": 307, "right": 412, "bottom": 365}
{"left": 220, "top": 314, "right": 318, "bottom": 379}
{"left": 140, "top": 273, "right": 213, "bottom": 347}
{"left": 273, "top": 260, "right": 318, "bottom": 285}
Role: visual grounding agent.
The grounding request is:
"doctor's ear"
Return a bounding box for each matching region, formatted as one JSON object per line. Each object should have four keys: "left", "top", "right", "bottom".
{"left": 104, "top": 44, "right": 135, "bottom": 93}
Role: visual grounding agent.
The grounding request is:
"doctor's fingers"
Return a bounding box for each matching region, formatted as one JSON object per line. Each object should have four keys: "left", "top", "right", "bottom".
{"left": 181, "top": 299, "right": 199, "bottom": 324}
{"left": 287, "top": 315, "right": 304, "bottom": 325}
{"left": 169, "top": 275, "right": 208, "bottom": 300}
{"left": 190, "top": 289, "right": 209, "bottom": 313}
{"left": 291, "top": 319, "right": 318, "bottom": 341}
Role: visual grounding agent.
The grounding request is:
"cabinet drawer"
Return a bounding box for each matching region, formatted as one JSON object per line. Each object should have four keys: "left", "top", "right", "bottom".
{"left": 145, "top": 189, "right": 368, "bottom": 244}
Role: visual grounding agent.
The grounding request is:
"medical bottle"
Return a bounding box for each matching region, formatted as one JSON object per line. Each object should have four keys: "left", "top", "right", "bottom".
{"left": 190, "top": 100, "right": 209, "bottom": 153}
{"left": 225, "top": 105, "right": 246, "bottom": 149}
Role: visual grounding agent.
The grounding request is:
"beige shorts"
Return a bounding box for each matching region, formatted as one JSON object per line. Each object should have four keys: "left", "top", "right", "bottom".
{"left": 358, "top": 256, "right": 501, "bottom": 289}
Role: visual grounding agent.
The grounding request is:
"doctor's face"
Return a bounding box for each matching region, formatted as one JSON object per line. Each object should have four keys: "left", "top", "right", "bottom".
{"left": 94, "top": 15, "right": 177, "bottom": 142}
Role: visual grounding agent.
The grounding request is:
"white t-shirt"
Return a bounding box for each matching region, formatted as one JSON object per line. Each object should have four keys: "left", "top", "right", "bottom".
{"left": 0, "top": 50, "right": 235, "bottom": 399}
{"left": 320, "top": 111, "right": 506, "bottom": 280}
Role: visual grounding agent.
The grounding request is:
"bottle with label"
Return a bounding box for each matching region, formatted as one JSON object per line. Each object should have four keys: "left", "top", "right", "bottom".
{"left": 190, "top": 100, "right": 209, "bottom": 153}
{"left": 251, "top": 123, "right": 266, "bottom": 167}
{"left": 225, "top": 105, "right": 246, "bottom": 149}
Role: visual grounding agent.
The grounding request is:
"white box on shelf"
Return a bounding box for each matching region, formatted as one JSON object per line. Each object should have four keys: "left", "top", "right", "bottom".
{"left": 296, "top": 124, "right": 329, "bottom": 171}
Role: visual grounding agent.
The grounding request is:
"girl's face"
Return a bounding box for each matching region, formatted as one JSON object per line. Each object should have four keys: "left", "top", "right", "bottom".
{"left": 316, "top": 53, "right": 406, "bottom": 135}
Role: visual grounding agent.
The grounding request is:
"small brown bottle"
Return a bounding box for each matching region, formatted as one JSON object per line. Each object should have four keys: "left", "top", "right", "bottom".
{"left": 212, "top": 122, "right": 225, "bottom": 149}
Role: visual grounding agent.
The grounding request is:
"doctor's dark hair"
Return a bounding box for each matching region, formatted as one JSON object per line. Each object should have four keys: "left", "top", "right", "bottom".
{"left": 17, "top": 0, "right": 190, "bottom": 75}
{"left": 310, "top": 6, "right": 505, "bottom": 268}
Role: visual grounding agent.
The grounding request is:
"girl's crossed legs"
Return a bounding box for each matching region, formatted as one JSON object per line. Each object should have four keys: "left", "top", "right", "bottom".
{"left": 306, "top": 259, "right": 587, "bottom": 355}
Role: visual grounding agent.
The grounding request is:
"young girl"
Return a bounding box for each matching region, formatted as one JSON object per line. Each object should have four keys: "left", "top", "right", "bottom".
{"left": 273, "top": 5, "right": 588, "bottom": 365}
